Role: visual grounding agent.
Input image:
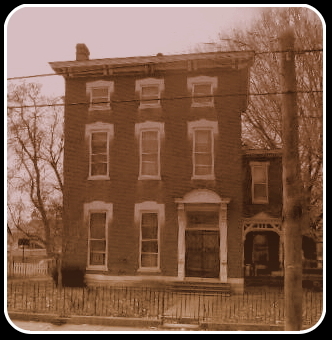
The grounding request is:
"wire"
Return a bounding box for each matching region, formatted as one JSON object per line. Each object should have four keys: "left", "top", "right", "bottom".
{"left": 7, "top": 48, "right": 323, "bottom": 81}
{"left": 7, "top": 90, "right": 323, "bottom": 118}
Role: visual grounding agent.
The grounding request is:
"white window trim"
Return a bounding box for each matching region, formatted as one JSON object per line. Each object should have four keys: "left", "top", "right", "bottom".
{"left": 135, "top": 121, "right": 164, "bottom": 180}
{"left": 188, "top": 119, "right": 218, "bottom": 180}
{"left": 250, "top": 161, "right": 270, "bottom": 204}
{"left": 135, "top": 78, "right": 164, "bottom": 109}
{"left": 84, "top": 201, "right": 113, "bottom": 271}
{"left": 187, "top": 75, "right": 218, "bottom": 108}
{"left": 134, "top": 201, "right": 165, "bottom": 272}
{"left": 86, "top": 80, "right": 114, "bottom": 111}
{"left": 85, "top": 122, "right": 114, "bottom": 180}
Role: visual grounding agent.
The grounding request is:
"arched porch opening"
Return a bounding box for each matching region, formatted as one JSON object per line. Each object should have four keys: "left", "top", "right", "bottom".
{"left": 244, "top": 230, "right": 280, "bottom": 276}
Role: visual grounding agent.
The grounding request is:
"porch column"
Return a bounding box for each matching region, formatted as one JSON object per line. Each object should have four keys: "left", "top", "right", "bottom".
{"left": 177, "top": 203, "right": 186, "bottom": 280}
{"left": 219, "top": 199, "right": 230, "bottom": 282}
{"left": 279, "top": 232, "right": 284, "bottom": 272}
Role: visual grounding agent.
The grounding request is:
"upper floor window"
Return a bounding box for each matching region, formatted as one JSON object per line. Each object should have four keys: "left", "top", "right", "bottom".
{"left": 84, "top": 201, "right": 113, "bottom": 271}
{"left": 135, "top": 121, "right": 164, "bottom": 180}
{"left": 86, "top": 80, "right": 114, "bottom": 111}
{"left": 250, "top": 162, "right": 270, "bottom": 204}
{"left": 187, "top": 76, "right": 218, "bottom": 107}
{"left": 135, "top": 78, "right": 164, "bottom": 109}
{"left": 85, "top": 122, "right": 114, "bottom": 180}
{"left": 188, "top": 120, "right": 218, "bottom": 180}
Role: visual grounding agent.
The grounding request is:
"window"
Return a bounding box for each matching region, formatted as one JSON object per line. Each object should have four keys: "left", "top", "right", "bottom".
{"left": 193, "top": 83, "right": 213, "bottom": 105}
{"left": 135, "top": 78, "right": 164, "bottom": 108}
{"left": 86, "top": 80, "right": 114, "bottom": 110}
{"left": 250, "top": 162, "right": 270, "bottom": 204}
{"left": 85, "top": 122, "right": 114, "bottom": 180}
{"left": 84, "top": 201, "right": 113, "bottom": 270}
{"left": 193, "top": 129, "right": 213, "bottom": 177}
{"left": 135, "top": 121, "right": 164, "bottom": 180}
{"left": 134, "top": 201, "right": 164, "bottom": 272}
{"left": 187, "top": 76, "right": 218, "bottom": 107}
{"left": 140, "top": 213, "right": 159, "bottom": 268}
{"left": 188, "top": 120, "right": 218, "bottom": 180}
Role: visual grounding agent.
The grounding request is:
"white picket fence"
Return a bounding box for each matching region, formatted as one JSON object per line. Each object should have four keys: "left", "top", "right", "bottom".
{"left": 8, "top": 262, "right": 49, "bottom": 277}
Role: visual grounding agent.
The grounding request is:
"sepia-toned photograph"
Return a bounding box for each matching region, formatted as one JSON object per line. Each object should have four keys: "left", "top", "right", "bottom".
{"left": 6, "top": 5, "right": 324, "bottom": 334}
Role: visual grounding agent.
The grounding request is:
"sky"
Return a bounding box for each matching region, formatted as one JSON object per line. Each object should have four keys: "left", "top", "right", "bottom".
{"left": 6, "top": 5, "right": 264, "bottom": 97}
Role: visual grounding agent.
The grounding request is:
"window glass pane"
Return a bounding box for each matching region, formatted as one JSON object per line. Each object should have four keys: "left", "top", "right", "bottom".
{"left": 92, "top": 132, "right": 107, "bottom": 143}
{"left": 254, "top": 184, "right": 267, "bottom": 200}
{"left": 195, "top": 130, "right": 210, "bottom": 143}
{"left": 253, "top": 166, "right": 266, "bottom": 183}
{"left": 187, "top": 211, "right": 219, "bottom": 226}
{"left": 195, "top": 166, "right": 212, "bottom": 176}
{"left": 92, "top": 87, "right": 108, "bottom": 97}
{"left": 195, "top": 130, "right": 211, "bottom": 152}
{"left": 91, "top": 133, "right": 107, "bottom": 153}
{"left": 142, "top": 85, "right": 159, "bottom": 98}
{"left": 193, "top": 83, "right": 212, "bottom": 103}
{"left": 142, "top": 131, "right": 158, "bottom": 152}
{"left": 141, "top": 213, "right": 158, "bottom": 239}
{"left": 142, "top": 226, "right": 158, "bottom": 239}
{"left": 91, "top": 163, "right": 107, "bottom": 176}
{"left": 141, "top": 213, "right": 158, "bottom": 228}
{"left": 141, "top": 254, "right": 158, "bottom": 267}
{"left": 90, "top": 252, "right": 105, "bottom": 265}
{"left": 90, "top": 240, "right": 106, "bottom": 251}
{"left": 90, "top": 213, "right": 106, "bottom": 238}
{"left": 91, "top": 154, "right": 107, "bottom": 163}
{"left": 195, "top": 154, "right": 212, "bottom": 166}
{"left": 141, "top": 162, "right": 158, "bottom": 176}
{"left": 142, "top": 240, "right": 158, "bottom": 253}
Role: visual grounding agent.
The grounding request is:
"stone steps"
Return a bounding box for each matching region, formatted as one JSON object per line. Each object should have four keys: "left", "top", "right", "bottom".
{"left": 167, "top": 281, "right": 232, "bottom": 295}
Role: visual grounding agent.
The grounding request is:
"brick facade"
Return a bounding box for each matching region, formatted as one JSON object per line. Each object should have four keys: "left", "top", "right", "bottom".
{"left": 50, "top": 47, "right": 254, "bottom": 290}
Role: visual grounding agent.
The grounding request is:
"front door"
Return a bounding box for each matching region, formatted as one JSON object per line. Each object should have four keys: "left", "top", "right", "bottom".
{"left": 185, "top": 230, "right": 220, "bottom": 278}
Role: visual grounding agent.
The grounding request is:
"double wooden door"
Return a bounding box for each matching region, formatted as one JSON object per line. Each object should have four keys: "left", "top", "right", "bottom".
{"left": 185, "top": 230, "right": 220, "bottom": 278}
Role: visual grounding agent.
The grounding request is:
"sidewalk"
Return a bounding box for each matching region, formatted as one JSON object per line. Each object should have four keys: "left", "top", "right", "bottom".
{"left": 7, "top": 311, "right": 284, "bottom": 332}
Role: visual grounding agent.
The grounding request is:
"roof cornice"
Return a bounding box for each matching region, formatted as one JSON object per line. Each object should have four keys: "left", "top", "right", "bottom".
{"left": 49, "top": 50, "right": 255, "bottom": 78}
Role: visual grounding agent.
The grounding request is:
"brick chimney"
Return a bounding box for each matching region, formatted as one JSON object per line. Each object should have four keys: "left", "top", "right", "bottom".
{"left": 76, "top": 43, "right": 90, "bottom": 61}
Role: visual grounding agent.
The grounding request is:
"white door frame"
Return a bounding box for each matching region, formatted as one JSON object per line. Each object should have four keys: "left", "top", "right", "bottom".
{"left": 175, "top": 189, "right": 230, "bottom": 282}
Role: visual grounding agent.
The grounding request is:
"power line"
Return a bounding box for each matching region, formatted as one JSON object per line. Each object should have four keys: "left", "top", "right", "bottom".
{"left": 7, "top": 90, "right": 323, "bottom": 114}
{"left": 7, "top": 48, "right": 323, "bottom": 81}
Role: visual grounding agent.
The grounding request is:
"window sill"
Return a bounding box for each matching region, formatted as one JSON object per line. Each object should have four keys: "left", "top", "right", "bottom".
{"left": 191, "top": 175, "right": 215, "bottom": 181}
{"left": 88, "top": 176, "right": 110, "bottom": 181}
{"left": 138, "top": 104, "right": 162, "bottom": 110}
{"left": 252, "top": 201, "right": 269, "bottom": 204}
{"left": 86, "top": 265, "right": 108, "bottom": 271}
{"left": 137, "top": 268, "right": 161, "bottom": 273}
{"left": 138, "top": 175, "right": 161, "bottom": 181}
{"left": 88, "top": 105, "right": 111, "bottom": 111}
{"left": 191, "top": 102, "right": 214, "bottom": 108}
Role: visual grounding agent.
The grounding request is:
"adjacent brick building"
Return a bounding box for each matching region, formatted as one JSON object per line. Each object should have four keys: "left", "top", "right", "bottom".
{"left": 50, "top": 45, "right": 259, "bottom": 292}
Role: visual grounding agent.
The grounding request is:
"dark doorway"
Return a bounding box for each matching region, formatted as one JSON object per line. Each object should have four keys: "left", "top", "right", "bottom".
{"left": 185, "top": 230, "right": 220, "bottom": 278}
{"left": 244, "top": 231, "right": 280, "bottom": 274}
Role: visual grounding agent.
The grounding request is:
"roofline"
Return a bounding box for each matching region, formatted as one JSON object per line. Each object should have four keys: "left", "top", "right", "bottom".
{"left": 49, "top": 50, "right": 255, "bottom": 76}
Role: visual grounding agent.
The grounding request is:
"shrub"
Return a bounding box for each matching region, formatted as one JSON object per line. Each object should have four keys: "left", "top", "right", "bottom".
{"left": 52, "top": 266, "right": 86, "bottom": 287}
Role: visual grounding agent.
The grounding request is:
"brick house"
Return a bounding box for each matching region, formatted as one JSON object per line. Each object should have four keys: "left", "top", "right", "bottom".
{"left": 242, "top": 149, "right": 284, "bottom": 276}
{"left": 49, "top": 44, "right": 256, "bottom": 292}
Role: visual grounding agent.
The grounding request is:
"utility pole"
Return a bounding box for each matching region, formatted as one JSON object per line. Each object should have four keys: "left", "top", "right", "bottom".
{"left": 279, "top": 27, "right": 303, "bottom": 331}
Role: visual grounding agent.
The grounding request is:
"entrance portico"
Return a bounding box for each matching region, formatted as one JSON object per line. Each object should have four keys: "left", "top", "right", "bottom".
{"left": 175, "top": 189, "right": 230, "bottom": 282}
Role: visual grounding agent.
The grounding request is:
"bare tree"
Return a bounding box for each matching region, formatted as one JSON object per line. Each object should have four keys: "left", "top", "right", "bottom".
{"left": 7, "top": 82, "right": 64, "bottom": 258}
{"left": 202, "top": 7, "right": 323, "bottom": 235}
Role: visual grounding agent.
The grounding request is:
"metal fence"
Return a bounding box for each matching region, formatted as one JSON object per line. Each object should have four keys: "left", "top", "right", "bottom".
{"left": 6, "top": 281, "right": 323, "bottom": 327}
